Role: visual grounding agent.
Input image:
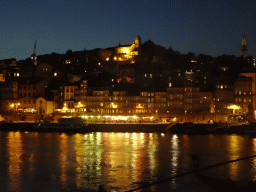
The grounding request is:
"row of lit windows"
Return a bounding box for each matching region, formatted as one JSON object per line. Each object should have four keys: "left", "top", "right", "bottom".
{"left": 144, "top": 74, "right": 153, "bottom": 78}
{"left": 6, "top": 72, "right": 19, "bottom": 77}
{"left": 216, "top": 85, "right": 227, "bottom": 89}
{"left": 235, "top": 98, "right": 252, "bottom": 102}
{"left": 168, "top": 102, "right": 183, "bottom": 106}
{"left": 235, "top": 90, "right": 252, "bottom": 95}
{"left": 140, "top": 92, "right": 154, "bottom": 97}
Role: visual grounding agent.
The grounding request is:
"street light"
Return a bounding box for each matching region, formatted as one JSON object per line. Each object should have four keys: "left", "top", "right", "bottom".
{"left": 10, "top": 102, "right": 20, "bottom": 113}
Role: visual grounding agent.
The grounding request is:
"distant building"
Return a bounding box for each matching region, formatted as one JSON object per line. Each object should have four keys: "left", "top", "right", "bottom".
{"left": 241, "top": 35, "right": 247, "bottom": 57}
{"left": 31, "top": 40, "right": 38, "bottom": 66}
{"left": 17, "top": 77, "right": 46, "bottom": 113}
{"left": 233, "top": 76, "right": 253, "bottom": 121}
{"left": 99, "top": 36, "right": 141, "bottom": 63}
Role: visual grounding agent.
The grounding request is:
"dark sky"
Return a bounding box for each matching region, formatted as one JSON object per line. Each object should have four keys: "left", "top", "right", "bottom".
{"left": 1, "top": 0, "right": 256, "bottom": 60}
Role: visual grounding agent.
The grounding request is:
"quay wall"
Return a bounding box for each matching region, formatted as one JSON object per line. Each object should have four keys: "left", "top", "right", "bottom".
{"left": 0, "top": 122, "right": 169, "bottom": 133}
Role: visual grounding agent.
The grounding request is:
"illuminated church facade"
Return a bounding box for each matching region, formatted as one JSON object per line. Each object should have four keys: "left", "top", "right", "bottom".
{"left": 98, "top": 36, "right": 141, "bottom": 63}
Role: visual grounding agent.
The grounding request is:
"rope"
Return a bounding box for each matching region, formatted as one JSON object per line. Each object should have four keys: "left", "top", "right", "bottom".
{"left": 125, "top": 154, "right": 256, "bottom": 192}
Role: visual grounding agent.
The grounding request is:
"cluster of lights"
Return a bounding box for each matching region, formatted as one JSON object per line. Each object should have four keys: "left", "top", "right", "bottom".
{"left": 1, "top": 48, "right": 42, "bottom": 60}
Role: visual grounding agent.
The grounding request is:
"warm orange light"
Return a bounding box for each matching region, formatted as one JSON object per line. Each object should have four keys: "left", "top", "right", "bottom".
{"left": 227, "top": 105, "right": 241, "bottom": 109}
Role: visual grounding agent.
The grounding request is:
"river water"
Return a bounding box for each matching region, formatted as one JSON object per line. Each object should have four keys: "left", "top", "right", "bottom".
{"left": 1, "top": 131, "right": 256, "bottom": 191}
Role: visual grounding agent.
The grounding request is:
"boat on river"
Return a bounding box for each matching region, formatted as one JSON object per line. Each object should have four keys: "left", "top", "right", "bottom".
{"left": 35, "top": 117, "right": 88, "bottom": 129}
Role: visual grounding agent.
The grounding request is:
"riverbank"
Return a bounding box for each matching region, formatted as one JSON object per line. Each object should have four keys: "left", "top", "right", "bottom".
{"left": 1, "top": 121, "right": 256, "bottom": 134}
{"left": 0, "top": 122, "right": 169, "bottom": 133}
{"left": 166, "top": 122, "right": 256, "bottom": 134}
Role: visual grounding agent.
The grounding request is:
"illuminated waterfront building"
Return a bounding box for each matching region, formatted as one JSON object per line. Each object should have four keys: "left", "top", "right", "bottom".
{"left": 17, "top": 77, "right": 46, "bottom": 114}
{"left": 232, "top": 76, "right": 253, "bottom": 121}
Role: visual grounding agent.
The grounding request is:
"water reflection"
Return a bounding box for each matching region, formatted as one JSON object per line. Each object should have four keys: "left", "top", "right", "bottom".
{"left": 58, "top": 133, "right": 69, "bottom": 189}
{"left": 171, "top": 134, "right": 179, "bottom": 186}
{"left": 7, "top": 131, "right": 22, "bottom": 191}
{"left": 4, "top": 131, "right": 256, "bottom": 191}
{"left": 228, "top": 135, "right": 242, "bottom": 180}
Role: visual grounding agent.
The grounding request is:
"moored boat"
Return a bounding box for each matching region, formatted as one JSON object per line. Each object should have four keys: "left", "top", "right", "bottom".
{"left": 35, "top": 117, "right": 88, "bottom": 129}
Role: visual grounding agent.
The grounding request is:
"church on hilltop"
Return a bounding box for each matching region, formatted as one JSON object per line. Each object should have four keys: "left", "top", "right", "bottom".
{"left": 97, "top": 36, "right": 142, "bottom": 63}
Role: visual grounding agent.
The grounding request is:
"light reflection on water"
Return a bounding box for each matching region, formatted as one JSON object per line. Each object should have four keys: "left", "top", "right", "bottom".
{"left": 2, "top": 132, "right": 256, "bottom": 191}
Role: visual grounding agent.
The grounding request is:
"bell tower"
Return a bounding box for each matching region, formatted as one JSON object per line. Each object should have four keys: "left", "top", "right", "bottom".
{"left": 241, "top": 35, "right": 247, "bottom": 57}
{"left": 134, "top": 36, "right": 141, "bottom": 48}
{"left": 31, "top": 40, "right": 38, "bottom": 66}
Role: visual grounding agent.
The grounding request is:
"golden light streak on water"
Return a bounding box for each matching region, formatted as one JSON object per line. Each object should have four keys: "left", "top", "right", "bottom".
{"left": 58, "top": 133, "right": 69, "bottom": 189}
{"left": 74, "top": 133, "right": 103, "bottom": 189}
{"left": 171, "top": 134, "right": 179, "bottom": 186}
{"left": 251, "top": 138, "right": 256, "bottom": 181}
{"left": 7, "top": 131, "right": 22, "bottom": 191}
{"left": 148, "top": 132, "right": 156, "bottom": 180}
{"left": 228, "top": 135, "right": 243, "bottom": 180}
{"left": 73, "top": 133, "right": 84, "bottom": 188}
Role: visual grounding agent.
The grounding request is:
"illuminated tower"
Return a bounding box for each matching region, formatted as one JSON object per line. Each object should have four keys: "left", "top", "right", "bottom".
{"left": 241, "top": 35, "right": 247, "bottom": 57}
{"left": 134, "top": 36, "right": 141, "bottom": 48}
{"left": 31, "top": 40, "right": 38, "bottom": 66}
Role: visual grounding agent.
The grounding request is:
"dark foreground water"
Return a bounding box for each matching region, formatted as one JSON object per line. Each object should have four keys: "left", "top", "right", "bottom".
{"left": 1, "top": 131, "right": 256, "bottom": 191}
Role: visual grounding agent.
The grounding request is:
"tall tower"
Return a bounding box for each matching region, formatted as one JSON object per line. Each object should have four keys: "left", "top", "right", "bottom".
{"left": 31, "top": 40, "right": 38, "bottom": 66}
{"left": 134, "top": 36, "right": 141, "bottom": 48}
{"left": 241, "top": 35, "right": 247, "bottom": 57}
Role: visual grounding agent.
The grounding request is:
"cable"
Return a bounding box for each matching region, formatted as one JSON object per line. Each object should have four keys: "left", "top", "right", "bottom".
{"left": 125, "top": 154, "right": 256, "bottom": 192}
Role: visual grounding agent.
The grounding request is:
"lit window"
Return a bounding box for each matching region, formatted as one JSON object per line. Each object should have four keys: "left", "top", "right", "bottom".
{"left": 54, "top": 73, "right": 57, "bottom": 76}
{"left": 150, "top": 74, "right": 152, "bottom": 78}
{"left": 239, "top": 90, "right": 241, "bottom": 95}
{"left": 169, "top": 83, "right": 172, "bottom": 87}
{"left": 220, "top": 85, "right": 223, "bottom": 89}
{"left": 145, "top": 74, "right": 147, "bottom": 77}
{"left": 17, "top": 73, "right": 19, "bottom": 77}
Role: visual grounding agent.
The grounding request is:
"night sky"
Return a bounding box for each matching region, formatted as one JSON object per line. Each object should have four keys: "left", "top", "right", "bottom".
{"left": 1, "top": 0, "right": 256, "bottom": 60}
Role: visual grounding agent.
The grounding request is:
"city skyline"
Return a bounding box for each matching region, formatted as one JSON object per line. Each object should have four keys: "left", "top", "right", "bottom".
{"left": 1, "top": 0, "right": 256, "bottom": 60}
